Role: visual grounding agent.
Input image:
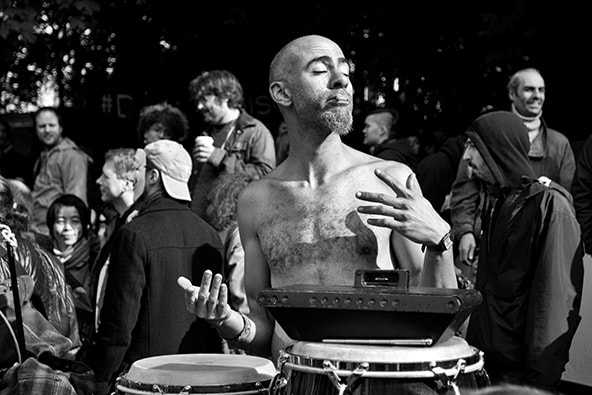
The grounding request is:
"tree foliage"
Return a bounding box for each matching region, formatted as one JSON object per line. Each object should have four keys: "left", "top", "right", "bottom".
{"left": 0, "top": 1, "right": 588, "bottom": 143}
{"left": 0, "top": 0, "right": 100, "bottom": 109}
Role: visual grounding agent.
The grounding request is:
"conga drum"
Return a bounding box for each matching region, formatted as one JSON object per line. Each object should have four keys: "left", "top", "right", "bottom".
{"left": 115, "top": 354, "right": 278, "bottom": 394}
{"left": 275, "top": 336, "right": 490, "bottom": 395}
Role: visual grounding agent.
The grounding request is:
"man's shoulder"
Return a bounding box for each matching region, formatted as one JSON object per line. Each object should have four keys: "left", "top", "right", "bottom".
{"left": 52, "top": 137, "right": 91, "bottom": 161}
{"left": 237, "top": 110, "right": 271, "bottom": 133}
{"left": 543, "top": 123, "right": 570, "bottom": 144}
{"left": 524, "top": 177, "right": 574, "bottom": 208}
{"left": 118, "top": 201, "right": 216, "bottom": 235}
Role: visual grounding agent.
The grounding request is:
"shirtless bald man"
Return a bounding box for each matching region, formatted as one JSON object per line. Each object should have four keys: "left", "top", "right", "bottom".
{"left": 179, "top": 34, "right": 456, "bottom": 360}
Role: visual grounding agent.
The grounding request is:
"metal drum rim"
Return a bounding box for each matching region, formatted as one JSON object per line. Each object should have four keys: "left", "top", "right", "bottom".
{"left": 281, "top": 346, "right": 484, "bottom": 378}
{"left": 115, "top": 377, "right": 272, "bottom": 394}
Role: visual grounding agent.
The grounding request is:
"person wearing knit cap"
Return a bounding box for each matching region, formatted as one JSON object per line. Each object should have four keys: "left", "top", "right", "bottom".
{"left": 461, "top": 111, "right": 583, "bottom": 392}
{"left": 83, "top": 139, "right": 225, "bottom": 395}
{"left": 450, "top": 68, "right": 576, "bottom": 279}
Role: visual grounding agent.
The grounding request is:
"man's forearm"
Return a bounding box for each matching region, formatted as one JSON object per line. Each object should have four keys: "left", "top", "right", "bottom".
{"left": 420, "top": 249, "right": 456, "bottom": 288}
{"left": 211, "top": 310, "right": 273, "bottom": 357}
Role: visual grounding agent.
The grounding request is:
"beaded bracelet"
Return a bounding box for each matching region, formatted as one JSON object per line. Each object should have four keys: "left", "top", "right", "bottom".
{"left": 220, "top": 312, "right": 254, "bottom": 344}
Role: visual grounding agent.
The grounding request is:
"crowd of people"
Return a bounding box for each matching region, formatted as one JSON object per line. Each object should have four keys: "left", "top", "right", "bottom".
{"left": 0, "top": 34, "right": 588, "bottom": 395}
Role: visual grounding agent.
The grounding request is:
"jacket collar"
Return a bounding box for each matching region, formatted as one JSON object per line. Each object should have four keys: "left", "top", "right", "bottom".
{"left": 527, "top": 117, "right": 548, "bottom": 158}
{"left": 135, "top": 193, "right": 190, "bottom": 219}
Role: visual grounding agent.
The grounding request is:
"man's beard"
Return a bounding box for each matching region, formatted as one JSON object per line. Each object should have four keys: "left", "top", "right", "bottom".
{"left": 319, "top": 107, "right": 353, "bottom": 136}
{"left": 296, "top": 101, "right": 353, "bottom": 137}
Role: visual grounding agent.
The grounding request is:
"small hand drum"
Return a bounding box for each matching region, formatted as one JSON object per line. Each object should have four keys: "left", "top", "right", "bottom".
{"left": 115, "top": 354, "right": 278, "bottom": 394}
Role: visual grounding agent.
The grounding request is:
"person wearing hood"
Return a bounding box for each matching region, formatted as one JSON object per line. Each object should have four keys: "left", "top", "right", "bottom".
{"left": 462, "top": 111, "right": 583, "bottom": 392}
{"left": 450, "top": 69, "right": 576, "bottom": 270}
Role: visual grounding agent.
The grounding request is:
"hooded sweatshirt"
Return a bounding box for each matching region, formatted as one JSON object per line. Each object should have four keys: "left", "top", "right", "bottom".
{"left": 464, "top": 111, "right": 583, "bottom": 391}
{"left": 32, "top": 137, "right": 92, "bottom": 235}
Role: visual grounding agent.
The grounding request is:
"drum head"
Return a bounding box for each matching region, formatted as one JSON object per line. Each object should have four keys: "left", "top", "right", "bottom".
{"left": 284, "top": 336, "right": 483, "bottom": 377}
{"left": 122, "top": 354, "right": 277, "bottom": 386}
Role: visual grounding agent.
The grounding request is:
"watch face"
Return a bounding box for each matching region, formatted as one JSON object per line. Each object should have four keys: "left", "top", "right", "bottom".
{"left": 423, "top": 232, "right": 453, "bottom": 253}
{"left": 443, "top": 233, "right": 453, "bottom": 249}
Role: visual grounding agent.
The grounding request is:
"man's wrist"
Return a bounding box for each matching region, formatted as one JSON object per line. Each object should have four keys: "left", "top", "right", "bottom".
{"left": 215, "top": 312, "right": 255, "bottom": 344}
{"left": 422, "top": 230, "right": 453, "bottom": 253}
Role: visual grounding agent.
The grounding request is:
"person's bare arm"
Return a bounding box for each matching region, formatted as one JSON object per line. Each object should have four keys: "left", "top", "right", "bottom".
{"left": 356, "top": 168, "right": 456, "bottom": 288}
{"left": 178, "top": 183, "right": 275, "bottom": 357}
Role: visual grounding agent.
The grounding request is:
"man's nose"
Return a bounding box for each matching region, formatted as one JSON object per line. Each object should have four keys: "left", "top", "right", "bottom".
{"left": 330, "top": 70, "right": 349, "bottom": 89}
{"left": 462, "top": 149, "right": 471, "bottom": 161}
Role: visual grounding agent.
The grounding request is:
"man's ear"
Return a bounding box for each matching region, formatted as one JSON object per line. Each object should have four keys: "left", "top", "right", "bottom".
{"left": 269, "top": 81, "right": 291, "bottom": 108}
{"left": 508, "top": 89, "right": 517, "bottom": 101}
{"left": 123, "top": 179, "right": 135, "bottom": 192}
{"left": 146, "top": 168, "right": 159, "bottom": 185}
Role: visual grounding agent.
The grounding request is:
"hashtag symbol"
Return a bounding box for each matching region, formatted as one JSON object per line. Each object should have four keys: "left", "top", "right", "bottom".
{"left": 101, "top": 94, "right": 113, "bottom": 113}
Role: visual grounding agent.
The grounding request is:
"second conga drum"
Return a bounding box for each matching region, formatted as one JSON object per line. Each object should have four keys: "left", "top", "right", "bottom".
{"left": 115, "top": 354, "right": 278, "bottom": 394}
{"left": 275, "top": 336, "right": 490, "bottom": 395}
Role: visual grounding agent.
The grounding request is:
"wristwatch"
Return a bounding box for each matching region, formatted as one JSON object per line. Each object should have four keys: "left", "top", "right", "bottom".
{"left": 422, "top": 231, "right": 453, "bottom": 253}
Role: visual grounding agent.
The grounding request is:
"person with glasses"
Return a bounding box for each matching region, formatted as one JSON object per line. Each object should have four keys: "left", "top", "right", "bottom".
{"left": 188, "top": 69, "right": 276, "bottom": 218}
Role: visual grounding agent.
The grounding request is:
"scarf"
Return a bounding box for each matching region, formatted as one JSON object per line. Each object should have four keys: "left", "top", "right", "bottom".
{"left": 53, "top": 237, "right": 91, "bottom": 272}
{"left": 511, "top": 104, "right": 541, "bottom": 142}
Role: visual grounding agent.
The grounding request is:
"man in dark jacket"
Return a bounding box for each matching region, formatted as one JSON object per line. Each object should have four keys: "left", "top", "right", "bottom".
{"left": 362, "top": 107, "right": 418, "bottom": 170}
{"left": 462, "top": 111, "right": 583, "bottom": 392}
{"left": 416, "top": 134, "right": 466, "bottom": 218}
{"left": 572, "top": 134, "right": 592, "bottom": 253}
{"left": 188, "top": 70, "right": 276, "bottom": 218}
{"left": 83, "top": 139, "right": 224, "bottom": 395}
{"left": 451, "top": 68, "right": 576, "bottom": 267}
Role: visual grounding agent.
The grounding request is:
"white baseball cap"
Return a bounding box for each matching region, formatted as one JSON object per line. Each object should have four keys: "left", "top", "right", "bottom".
{"left": 144, "top": 139, "right": 192, "bottom": 201}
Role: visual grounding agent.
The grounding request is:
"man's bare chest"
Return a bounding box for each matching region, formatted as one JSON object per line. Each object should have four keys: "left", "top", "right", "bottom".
{"left": 255, "top": 190, "right": 389, "bottom": 285}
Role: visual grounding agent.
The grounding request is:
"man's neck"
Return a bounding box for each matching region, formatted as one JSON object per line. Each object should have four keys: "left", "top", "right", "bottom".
{"left": 511, "top": 103, "right": 542, "bottom": 135}
{"left": 220, "top": 108, "right": 241, "bottom": 125}
{"left": 289, "top": 133, "right": 353, "bottom": 185}
{"left": 113, "top": 193, "right": 135, "bottom": 215}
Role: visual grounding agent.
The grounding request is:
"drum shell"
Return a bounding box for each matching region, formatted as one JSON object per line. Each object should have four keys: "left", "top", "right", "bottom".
{"left": 275, "top": 336, "right": 490, "bottom": 395}
{"left": 115, "top": 354, "right": 277, "bottom": 394}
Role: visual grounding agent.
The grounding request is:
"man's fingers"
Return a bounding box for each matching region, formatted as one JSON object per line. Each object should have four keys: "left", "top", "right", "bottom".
{"left": 200, "top": 270, "right": 213, "bottom": 288}
{"left": 207, "top": 274, "right": 223, "bottom": 304}
{"left": 357, "top": 203, "right": 397, "bottom": 217}
{"left": 216, "top": 284, "right": 229, "bottom": 317}
{"left": 406, "top": 173, "right": 422, "bottom": 194}
{"left": 177, "top": 276, "right": 193, "bottom": 291}
{"left": 356, "top": 191, "right": 390, "bottom": 205}
{"left": 374, "top": 168, "right": 408, "bottom": 197}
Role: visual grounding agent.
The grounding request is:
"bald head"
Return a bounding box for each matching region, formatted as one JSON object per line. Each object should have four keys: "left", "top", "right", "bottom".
{"left": 269, "top": 35, "right": 343, "bottom": 85}
{"left": 507, "top": 68, "right": 543, "bottom": 94}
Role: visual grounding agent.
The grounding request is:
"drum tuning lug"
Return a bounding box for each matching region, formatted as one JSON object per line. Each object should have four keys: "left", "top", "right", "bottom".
{"left": 452, "top": 358, "right": 466, "bottom": 381}
{"left": 178, "top": 385, "right": 192, "bottom": 395}
{"left": 151, "top": 384, "right": 164, "bottom": 394}
{"left": 269, "top": 374, "right": 288, "bottom": 393}
{"left": 277, "top": 351, "right": 289, "bottom": 367}
{"left": 323, "top": 360, "right": 346, "bottom": 393}
{"left": 430, "top": 366, "right": 450, "bottom": 392}
{"left": 345, "top": 362, "right": 369, "bottom": 394}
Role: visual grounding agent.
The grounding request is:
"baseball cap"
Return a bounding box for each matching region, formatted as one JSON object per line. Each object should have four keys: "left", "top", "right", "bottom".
{"left": 144, "top": 139, "right": 192, "bottom": 201}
